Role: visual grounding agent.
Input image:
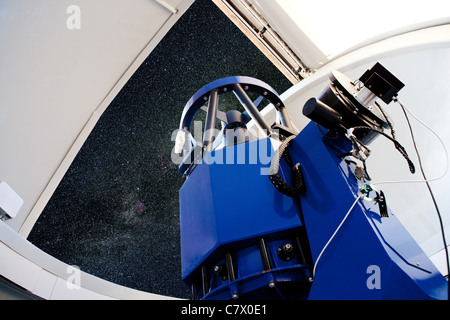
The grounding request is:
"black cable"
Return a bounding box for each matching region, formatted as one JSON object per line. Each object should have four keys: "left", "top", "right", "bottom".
{"left": 268, "top": 135, "right": 305, "bottom": 197}
{"left": 346, "top": 133, "right": 372, "bottom": 180}
{"left": 352, "top": 113, "right": 449, "bottom": 281}
{"left": 351, "top": 126, "right": 416, "bottom": 174}
{"left": 377, "top": 101, "right": 397, "bottom": 140}
{"left": 396, "top": 99, "right": 449, "bottom": 281}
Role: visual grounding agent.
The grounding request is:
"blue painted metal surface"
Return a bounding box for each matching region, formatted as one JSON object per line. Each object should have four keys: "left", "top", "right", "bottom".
{"left": 197, "top": 238, "right": 311, "bottom": 300}
{"left": 288, "top": 122, "right": 448, "bottom": 299}
{"left": 180, "top": 138, "right": 303, "bottom": 280}
{"left": 178, "top": 76, "right": 447, "bottom": 300}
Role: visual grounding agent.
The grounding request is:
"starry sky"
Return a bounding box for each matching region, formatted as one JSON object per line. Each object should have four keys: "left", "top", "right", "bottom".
{"left": 27, "top": 0, "right": 291, "bottom": 299}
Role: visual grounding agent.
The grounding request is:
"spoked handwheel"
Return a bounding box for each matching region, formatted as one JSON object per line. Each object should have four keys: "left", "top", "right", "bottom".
{"left": 174, "top": 76, "right": 295, "bottom": 177}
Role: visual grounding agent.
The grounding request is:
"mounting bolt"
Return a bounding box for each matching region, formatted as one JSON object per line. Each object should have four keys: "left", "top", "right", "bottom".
{"left": 268, "top": 280, "right": 276, "bottom": 288}
{"left": 214, "top": 264, "right": 228, "bottom": 280}
{"left": 277, "top": 242, "right": 295, "bottom": 261}
{"left": 232, "top": 292, "right": 239, "bottom": 299}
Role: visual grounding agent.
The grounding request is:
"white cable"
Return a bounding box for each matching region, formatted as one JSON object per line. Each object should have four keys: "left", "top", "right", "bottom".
{"left": 311, "top": 101, "right": 448, "bottom": 279}
{"left": 371, "top": 99, "right": 449, "bottom": 186}
{"left": 312, "top": 195, "right": 362, "bottom": 278}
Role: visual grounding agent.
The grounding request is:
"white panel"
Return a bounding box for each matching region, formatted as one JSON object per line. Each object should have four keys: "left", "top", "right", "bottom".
{"left": 252, "top": 0, "right": 450, "bottom": 69}
{"left": 154, "top": 0, "right": 179, "bottom": 13}
{"left": 0, "top": 181, "right": 24, "bottom": 219}
{"left": 430, "top": 246, "right": 450, "bottom": 276}
{"left": 0, "top": 0, "right": 194, "bottom": 233}
{"left": 251, "top": 0, "right": 327, "bottom": 69}
{"left": 0, "top": 242, "right": 42, "bottom": 291}
{"left": 276, "top": 0, "right": 450, "bottom": 59}
{"left": 32, "top": 269, "right": 58, "bottom": 300}
{"left": 50, "top": 278, "right": 114, "bottom": 300}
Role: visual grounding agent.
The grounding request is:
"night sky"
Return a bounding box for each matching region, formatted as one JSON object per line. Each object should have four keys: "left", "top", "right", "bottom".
{"left": 28, "top": 0, "right": 291, "bottom": 299}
